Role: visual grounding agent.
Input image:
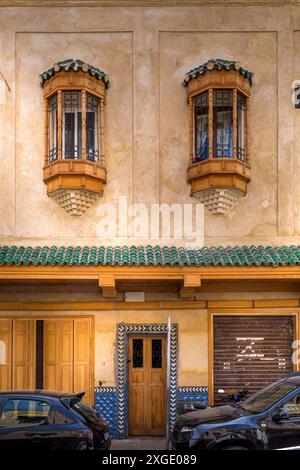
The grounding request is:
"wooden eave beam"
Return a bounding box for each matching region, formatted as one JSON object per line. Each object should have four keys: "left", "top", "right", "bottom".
{"left": 1, "top": 264, "right": 300, "bottom": 301}
{"left": 1, "top": 265, "right": 300, "bottom": 281}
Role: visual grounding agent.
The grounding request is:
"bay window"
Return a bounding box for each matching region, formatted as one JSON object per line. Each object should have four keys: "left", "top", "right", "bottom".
{"left": 184, "top": 58, "right": 252, "bottom": 214}
{"left": 41, "top": 59, "right": 108, "bottom": 215}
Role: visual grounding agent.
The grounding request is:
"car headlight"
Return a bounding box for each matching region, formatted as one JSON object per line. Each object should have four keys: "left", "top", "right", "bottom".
{"left": 177, "top": 427, "right": 196, "bottom": 442}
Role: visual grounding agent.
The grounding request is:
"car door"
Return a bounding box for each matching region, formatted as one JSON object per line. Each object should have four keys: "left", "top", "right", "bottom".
{"left": 267, "top": 390, "right": 300, "bottom": 450}
{"left": 0, "top": 397, "right": 54, "bottom": 450}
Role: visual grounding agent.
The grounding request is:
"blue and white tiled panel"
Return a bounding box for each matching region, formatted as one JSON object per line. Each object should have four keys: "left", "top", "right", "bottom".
{"left": 94, "top": 387, "right": 118, "bottom": 438}
{"left": 177, "top": 386, "right": 209, "bottom": 408}
{"left": 95, "top": 386, "right": 208, "bottom": 439}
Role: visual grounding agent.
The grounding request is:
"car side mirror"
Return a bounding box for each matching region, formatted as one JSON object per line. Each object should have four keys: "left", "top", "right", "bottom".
{"left": 272, "top": 408, "right": 289, "bottom": 424}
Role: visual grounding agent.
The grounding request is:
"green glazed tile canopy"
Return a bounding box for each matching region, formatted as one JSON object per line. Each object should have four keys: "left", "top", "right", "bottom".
{"left": 0, "top": 245, "right": 299, "bottom": 267}
{"left": 182, "top": 58, "right": 253, "bottom": 87}
{"left": 40, "top": 58, "right": 110, "bottom": 88}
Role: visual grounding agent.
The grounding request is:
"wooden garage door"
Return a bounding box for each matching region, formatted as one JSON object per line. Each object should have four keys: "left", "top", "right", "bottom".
{"left": 213, "top": 316, "right": 295, "bottom": 403}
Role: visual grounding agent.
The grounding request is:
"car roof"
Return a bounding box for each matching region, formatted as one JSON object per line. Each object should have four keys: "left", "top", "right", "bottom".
{"left": 285, "top": 374, "right": 300, "bottom": 385}
{"left": 0, "top": 390, "right": 84, "bottom": 399}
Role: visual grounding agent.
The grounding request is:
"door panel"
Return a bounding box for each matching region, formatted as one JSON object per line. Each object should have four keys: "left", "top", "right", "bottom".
{"left": 44, "top": 321, "right": 59, "bottom": 390}
{"left": 12, "top": 320, "right": 36, "bottom": 390}
{"left": 128, "top": 336, "right": 166, "bottom": 435}
{"left": 59, "top": 320, "right": 73, "bottom": 393}
{"left": 44, "top": 318, "right": 91, "bottom": 403}
{"left": 129, "top": 338, "right": 147, "bottom": 435}
{"left": 267, "top": 391, "right": 300, "bottom": 449}
{"left": 74, "top": 319, "right": 90, "bottom": 403}
{"left": 0, "top": 320, "right": 12, "bottom": 390}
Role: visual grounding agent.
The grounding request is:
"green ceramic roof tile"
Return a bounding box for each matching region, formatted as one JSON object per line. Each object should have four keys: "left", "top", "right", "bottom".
{"left": 183, "top": 58, "right": 253, "bottom": 87}
{"left": 40, "top": 58, "right": 109, "bottom": 88}
{"left": 2, "top": 245, "right": 300, "bottom": 267}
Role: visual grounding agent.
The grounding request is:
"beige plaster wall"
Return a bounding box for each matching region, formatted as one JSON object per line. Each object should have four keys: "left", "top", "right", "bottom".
{"left": 0, "top": 308, "right": 208, "bottom": 387}
{"left": 0, "top": 3, "right": 299, "bottom": 246}
{"left": 94, "top": 309, "right": 208, "bottom": 387}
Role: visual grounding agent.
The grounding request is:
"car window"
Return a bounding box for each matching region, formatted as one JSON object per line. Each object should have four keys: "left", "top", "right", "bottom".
{"left": 71, "top": 401, "right": 100, "bottom": 425}
{"left": 0, "top": 399, "right": 51, "bottom": 428}
{"left": 242, "top": 382, "right": 298, "bottom": 414}
{"left": 48, "top": 410, "right": 73, "bottom": 425}
{"left": 283, "top": 394, "right": 300, "bottom": 419}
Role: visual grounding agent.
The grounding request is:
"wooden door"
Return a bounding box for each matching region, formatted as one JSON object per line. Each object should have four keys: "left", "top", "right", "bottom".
{"left": 12, "top": 319, "right": 35, "bottom": 390}
{"left": 44, "top": 319, "right": 91, "bottom": 403}
{"left": 74, "top": 319, "right": 91, "bottom": 403}
{"left": 128, "top": 336, "right": 166, "bottom": 436}
{"left": 0, "top": 320, "right": 12, "bottom": 390}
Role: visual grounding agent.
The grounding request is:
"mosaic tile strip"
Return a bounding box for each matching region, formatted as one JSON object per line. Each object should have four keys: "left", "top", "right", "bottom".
{"left": 177, "top": 386, "right": 209, "bottom": 407}
{"left": 94, "top": 388, "right": 117, "bottom": 438}
{"left": 178, "top": 386, "right": 208, "bottom": 394}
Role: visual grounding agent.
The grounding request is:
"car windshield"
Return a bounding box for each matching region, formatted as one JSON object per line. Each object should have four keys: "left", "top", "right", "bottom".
{"left": 241, "top": 381, "right": 298, "bottom": 414}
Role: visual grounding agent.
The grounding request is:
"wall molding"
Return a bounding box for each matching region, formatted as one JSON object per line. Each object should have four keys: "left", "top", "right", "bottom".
{"left": 0, "top": 299, "right": 300, "bottom": 311}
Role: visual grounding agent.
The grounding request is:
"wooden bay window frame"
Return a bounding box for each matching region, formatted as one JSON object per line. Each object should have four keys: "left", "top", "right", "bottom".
{"left": 186, "top": 67, "right": 252, "bottom": 209}
{"left": 44, "top": 88, "right": 103, "bottom": 165}
{"left": 41, "top": 66, "right": 108, "bottom": 205}
{"left": 190, "top": 85, "right": 249, "bottom": 163}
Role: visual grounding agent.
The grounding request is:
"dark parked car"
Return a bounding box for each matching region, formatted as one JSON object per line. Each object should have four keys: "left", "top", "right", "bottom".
{"left": 0, "top": 390, "right": 111, "bottom": 450}
{"left": 172, "top": 375, "right": 300, "bottom": 450}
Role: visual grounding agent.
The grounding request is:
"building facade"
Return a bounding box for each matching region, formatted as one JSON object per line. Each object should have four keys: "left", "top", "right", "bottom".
{"left": 1, "top": 0, "right": 300, "bottom": 438}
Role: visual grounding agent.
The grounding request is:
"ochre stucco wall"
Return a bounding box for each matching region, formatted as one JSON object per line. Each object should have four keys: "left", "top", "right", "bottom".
{"left": 0, "top": 3, "right": 300, "bottom": 246}
{"left": 0, "top": 308, "right": 209, "bottom": 387}
{"left": 94, "top": 309, "right": 208, "bottom": 387}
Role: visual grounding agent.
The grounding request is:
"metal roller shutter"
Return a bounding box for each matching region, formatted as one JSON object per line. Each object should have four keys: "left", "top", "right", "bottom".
{"left": 213, "top": 315, "right": 295, "bottom": 403}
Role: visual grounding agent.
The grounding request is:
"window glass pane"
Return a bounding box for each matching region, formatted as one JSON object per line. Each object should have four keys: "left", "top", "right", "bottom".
{"left": 194, "top": 92, "right": 209, "bottom": 162}
{"left": 132, "top": 339, "right": 143, "bottom": 368}
{"left": 237, "top": 92, "right": 246, "bottom": 161}
{"left": 213, "top": 90, "right": 233, "bottom": 158}
{"left": 48, "top": 410, "right": 73, "bottom": 425}
{"left": 62, "top": 91, "right": 82, "bottom": 159}
{"left": 72, "top": 401, "right": 100, "bottom": 425}
{"left": 0, "top": 399, "right": 50, "bottom": 428}
{"left": 48, "top": 94, "right": 58, "bottom": 162}
{"left": 152, "top": 339, "right": 162, "bottom": 368}
{"left": 86, "top": 93, "right": 99, "bottom": 162}
{"left": 283, "top": 394, "right": 300, "bottom": 418}
{"left": 242, "top": 382, "right": 298, "bottom": 414}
